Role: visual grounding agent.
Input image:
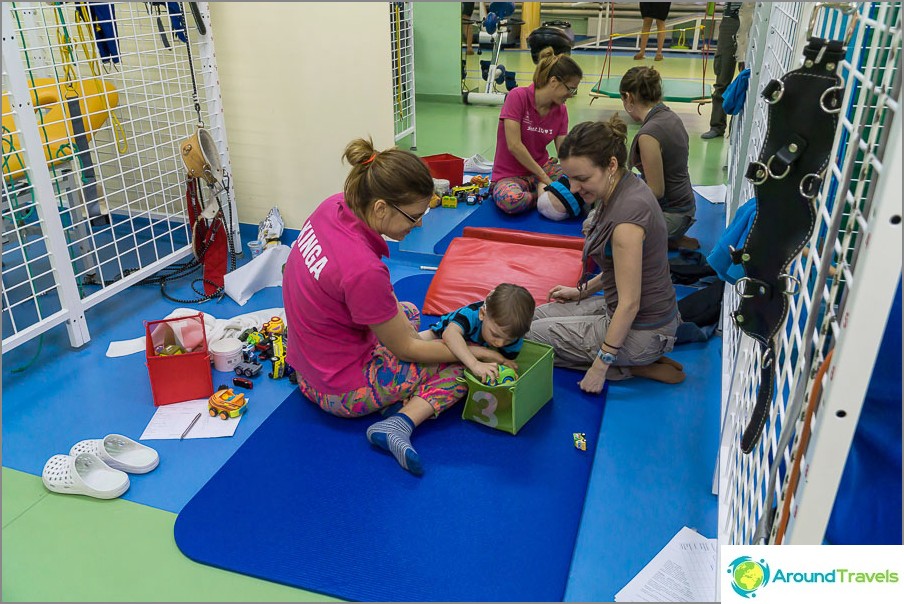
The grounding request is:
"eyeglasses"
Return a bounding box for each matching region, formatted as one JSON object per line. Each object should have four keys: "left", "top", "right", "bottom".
{"left": 561, "top": 80, "right": 579, "bottom": 96}
{"left": 386, "top": 201, "right": 423, "bottom": 224}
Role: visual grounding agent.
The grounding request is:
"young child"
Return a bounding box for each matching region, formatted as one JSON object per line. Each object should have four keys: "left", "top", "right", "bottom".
{"left": 420, "top": 283, "right": 536, "bottom": 384}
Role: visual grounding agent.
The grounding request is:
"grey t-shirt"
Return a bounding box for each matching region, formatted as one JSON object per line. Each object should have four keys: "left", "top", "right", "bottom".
{"left": 629, "top": 103, "right": 696, "bottom": 214}
{"left": 585, "top": 173, "right": 677, "bottom": 329}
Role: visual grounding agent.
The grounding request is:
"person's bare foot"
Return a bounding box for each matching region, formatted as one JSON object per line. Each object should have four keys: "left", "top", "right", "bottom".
{"left": 629, "top": 363, "right": 686, "bottom": 384}
{"left": 654, "top": 53, "right": 664, "bottom": 61}
{"left": 654, "top": 356, "right": 684, "bottom": 371}
{"left": 466, "top": 48, "right": 475, "bottom": 56}
{"left": 668, "top": 235, "right": 701, "bottom": 250}
{"left": 633, "top": 51, "right": 645, "bottom": 60}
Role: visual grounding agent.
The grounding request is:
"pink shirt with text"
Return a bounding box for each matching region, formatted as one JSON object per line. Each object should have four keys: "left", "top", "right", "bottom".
{"left": 491, "top": 83, "right": 569, "bottom": 180}
{"left": 282, "top": 194, "right": 399, "bottom": 394}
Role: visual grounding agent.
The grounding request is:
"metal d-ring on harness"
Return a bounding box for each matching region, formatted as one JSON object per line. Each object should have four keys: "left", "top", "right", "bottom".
{"left": 139, "top": 2, "right": 237, "bottom": 304}
{"left": 730, "top": 3, "right": 858, "bottom": 455}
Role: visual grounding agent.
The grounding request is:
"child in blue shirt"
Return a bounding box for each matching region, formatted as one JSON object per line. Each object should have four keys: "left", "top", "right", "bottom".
{"left": 420, "top": 283, "right": 535, "bottom": 384}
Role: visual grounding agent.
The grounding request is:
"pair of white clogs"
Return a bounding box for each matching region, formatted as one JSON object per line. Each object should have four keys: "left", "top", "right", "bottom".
{"left": 41, "top": 434, "right": 159, "bottom": 499}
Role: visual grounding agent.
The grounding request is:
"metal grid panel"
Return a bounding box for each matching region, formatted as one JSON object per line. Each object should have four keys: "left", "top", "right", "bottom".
{"left": 2, "top": 2, "right": 232, "bottom": 351}
{"left": 390, "top": 2, "right": 416, "bottom": 147}
{"left": 718, "top": 2, "right": 902, "bottom": 545}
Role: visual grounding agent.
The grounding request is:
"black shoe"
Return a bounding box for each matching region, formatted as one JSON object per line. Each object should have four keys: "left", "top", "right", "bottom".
{"left": 701, "top": 128, "right": 724, "bottom": 140}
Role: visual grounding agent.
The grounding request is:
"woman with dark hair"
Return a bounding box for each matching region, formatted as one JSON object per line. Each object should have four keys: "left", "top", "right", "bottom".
{"left": 491, "top": 47, "right": 583, "bottom": 219}
{"left": 620, "top": 65, "right": 698, "bottom": 249}
{"left": 282, "top": 138, "right": 501, "bottom": 475}
{"left": 527, "top": 116, "right": 685, "bottom": 394}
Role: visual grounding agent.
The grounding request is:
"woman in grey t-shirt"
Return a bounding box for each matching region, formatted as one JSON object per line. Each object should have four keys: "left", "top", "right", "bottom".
{"left": 619, "top": 66, "right": 699, "bottom": 250}
{"left": 527, "top": 116, "right": 685, "bottom": 394}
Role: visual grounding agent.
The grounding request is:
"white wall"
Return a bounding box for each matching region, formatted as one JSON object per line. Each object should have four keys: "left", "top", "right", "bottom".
{"left": 209, "top": 2, "right": 395, "bottom": 230}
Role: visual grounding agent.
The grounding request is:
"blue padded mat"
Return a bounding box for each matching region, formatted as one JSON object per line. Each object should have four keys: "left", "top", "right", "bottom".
{"left": 175, "top": 274, "right": 607, "bottom": 602}
{"left": 433, "top": 199, "right": 585, "bottom": 255}
{"left": 432, "top": 191, "right": 723, "bottom": 256}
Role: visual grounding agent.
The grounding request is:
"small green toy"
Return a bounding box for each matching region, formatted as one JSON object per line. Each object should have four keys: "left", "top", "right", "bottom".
{"left": 485, "top": 364, "right": 518, "bottom": 386}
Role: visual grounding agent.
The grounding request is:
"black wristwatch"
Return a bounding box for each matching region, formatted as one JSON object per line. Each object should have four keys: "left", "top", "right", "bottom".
{"left": 596, "top": 348, "right": 617, "bottom": 365}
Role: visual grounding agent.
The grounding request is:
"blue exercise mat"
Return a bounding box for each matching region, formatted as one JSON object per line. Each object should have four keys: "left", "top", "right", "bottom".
{"left": 433, "top": 199, "right": 585, "bottom": 255}
{"left": 175, "top": 274, "right": 607, "bottom": 601}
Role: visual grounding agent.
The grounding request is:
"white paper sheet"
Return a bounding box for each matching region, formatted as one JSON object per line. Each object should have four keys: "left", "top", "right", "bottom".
{"left": 693, "top": 184, "right": 728, "bottom": 205}
{"left": 139, "top": 398, "right": 243, "bottom": 440}
{"left": 614, "top": 526, "right": 718, "bottom": 602}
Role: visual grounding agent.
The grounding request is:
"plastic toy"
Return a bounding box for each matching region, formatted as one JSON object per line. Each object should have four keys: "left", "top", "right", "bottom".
{"left": 208, "top": 388, "right": 248, "bottom": 420}
{"left": 484, "top": 364, "right": 518, "bottom": 386}
{"left": 470, "top": 175, "right": 490, "bottom": 188}
{"left": 429, "top": 193, "right": 441, "bottom": 208}
{"left": 269, "top": 335, "right": 286, "bottom": 379}
{"left": 156, "top": 344, "right": 185, "bottom": 356}
{"left": 262, "top": 316, "right": 285, "bottom": 336}
{"left": 233, "top": 377, "right": 253, "bottom": 389}
{"left": 234, "top": 361, "right": 262, "bottom": 377}
{"left": 441, "top": 195, "right": 458, "bottom": 208}
{"left": 573, "top": 432, "right": 587, "bottom": 451}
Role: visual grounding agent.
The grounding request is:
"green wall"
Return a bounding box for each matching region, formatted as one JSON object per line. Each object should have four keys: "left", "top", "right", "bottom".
{"left": 413, "top": 1, "right": 462, "bottom": 100}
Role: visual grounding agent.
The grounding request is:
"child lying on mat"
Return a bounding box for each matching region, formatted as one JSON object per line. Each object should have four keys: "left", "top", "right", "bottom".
{"left": 419, "top": 283, "right": 535, "bottom": 384}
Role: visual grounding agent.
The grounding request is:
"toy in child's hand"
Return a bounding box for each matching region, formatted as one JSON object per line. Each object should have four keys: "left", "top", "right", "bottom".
{"left": 484, "top": 364, "right": 518, "bottom": 386}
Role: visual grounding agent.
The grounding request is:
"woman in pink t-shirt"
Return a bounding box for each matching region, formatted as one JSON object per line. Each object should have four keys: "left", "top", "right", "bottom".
{"left": 282, "top": 138, "right": 506, "bottom": 475}
{"left": 491, "top": 47, "right": 582, "bottom": 218}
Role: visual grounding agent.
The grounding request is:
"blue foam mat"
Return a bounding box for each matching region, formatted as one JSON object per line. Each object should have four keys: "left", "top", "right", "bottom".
{"left": 432, "top": 191, "right": 724, "bottom": 256}
{"left": 175, "top": 371, "right": 605, "bottom": 602}
{"left": 433, "top": 199, "right": 586, "bottom": 255}
{"left": 175, "top": 273, "right": 607, "bottom": 601}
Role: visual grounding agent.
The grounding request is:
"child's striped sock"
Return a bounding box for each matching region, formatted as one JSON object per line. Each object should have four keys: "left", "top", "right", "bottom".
{"left": 366, "top": 413, "right": 423, "bottom": 475}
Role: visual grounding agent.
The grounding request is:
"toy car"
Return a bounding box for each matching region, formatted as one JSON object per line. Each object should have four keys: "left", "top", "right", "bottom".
{"left": 233, "top": 377, "right": 253, "bottom": 389}
{"left": 234, "top": 361, "right": 262, "bottom": 377}
{"left": 269, "top": 335, "right": 286, "bottom": 379}
{"left": 208, "top": 388, "right": 248, "bottom": 420}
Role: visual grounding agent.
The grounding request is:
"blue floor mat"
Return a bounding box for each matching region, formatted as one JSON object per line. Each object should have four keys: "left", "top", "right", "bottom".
{"left": 175, "top": 273, "right": 607, "bottom": 601}
{"left": 432, "top": 191, "right": 724, "bottom": 256}
{"left": 433, "top": 200, "right": 585, "bottom": 255}
{"left": 175, "top": 371, "right": 605, "bottom": 601}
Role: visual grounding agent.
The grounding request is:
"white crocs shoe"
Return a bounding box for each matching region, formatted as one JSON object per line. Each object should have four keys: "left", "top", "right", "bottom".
{"left": 464, "top": 153, "right": 493, "bottom": 174}
{"left": 69, "top": 434, "right": 159, "bottom": 474}
{"left": 42, "top": 453, "right": 130, "bottom": 499}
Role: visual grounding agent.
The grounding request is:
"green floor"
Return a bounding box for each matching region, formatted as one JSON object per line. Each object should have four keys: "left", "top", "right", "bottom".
{"left": 2, "top": 48, "right": 729, "bottom": 602}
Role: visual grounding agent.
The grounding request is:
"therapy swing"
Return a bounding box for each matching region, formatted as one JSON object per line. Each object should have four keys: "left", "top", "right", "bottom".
{"left": 587, "top": 2, "right": 717, "bottom": 107}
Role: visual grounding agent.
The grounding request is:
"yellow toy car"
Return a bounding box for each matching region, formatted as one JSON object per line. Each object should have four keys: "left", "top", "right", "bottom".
{"left": 208, "top": 388, "right": 248, "bottom": 420}
{"left": 269, "top": 335, "right": 287, "bottom": 379}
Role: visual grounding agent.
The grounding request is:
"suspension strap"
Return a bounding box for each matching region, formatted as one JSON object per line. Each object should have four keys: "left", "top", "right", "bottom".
{"left": 731, "top": 4, "right": 857, "bottom": 454}
{"left": 180, "top": 1, "right": 204, "bottom": 128}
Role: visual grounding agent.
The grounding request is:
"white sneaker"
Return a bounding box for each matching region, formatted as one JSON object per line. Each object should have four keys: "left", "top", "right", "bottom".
{"left": 464, "top": 154, "right": 493, "bottom": 174}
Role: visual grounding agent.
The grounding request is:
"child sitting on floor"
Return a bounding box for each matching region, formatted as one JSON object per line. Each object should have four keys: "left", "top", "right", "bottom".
{"left": 419, "top": 283, "right": 536, "bottom": 384}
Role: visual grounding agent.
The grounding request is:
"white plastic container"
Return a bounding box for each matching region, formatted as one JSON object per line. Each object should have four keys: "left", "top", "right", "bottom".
{"left": 209, "top": 337, "right": 243, "bottom": 372}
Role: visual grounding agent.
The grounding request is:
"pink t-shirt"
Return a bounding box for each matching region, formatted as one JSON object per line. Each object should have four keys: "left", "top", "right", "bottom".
{"left": 491, "top": 83, "right": 569, "bottom": 180}
{"left": 282, "top": 194, "right": 399, "bottom": 394}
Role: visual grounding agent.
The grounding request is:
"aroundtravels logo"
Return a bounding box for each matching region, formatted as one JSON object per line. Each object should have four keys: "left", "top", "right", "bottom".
{"left": 727, "top": 556, "right": 771, "bottom": 598}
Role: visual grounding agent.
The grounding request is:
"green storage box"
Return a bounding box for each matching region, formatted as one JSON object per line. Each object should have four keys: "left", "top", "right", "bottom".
{"left": 460, "top": 340, "right": 554, "bottom": 435}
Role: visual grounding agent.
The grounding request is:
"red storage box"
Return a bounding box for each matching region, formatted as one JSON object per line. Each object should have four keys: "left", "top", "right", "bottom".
{"left": 145, "top": 312, "right": 214, "bottom": 406}
{"left": 422, "top": 153, "right": 464, "bottom": 187}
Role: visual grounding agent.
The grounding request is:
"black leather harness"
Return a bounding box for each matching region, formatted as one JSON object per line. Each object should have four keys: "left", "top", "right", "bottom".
{"left": 731, "top": 12, "right": 853, "bottom": 454}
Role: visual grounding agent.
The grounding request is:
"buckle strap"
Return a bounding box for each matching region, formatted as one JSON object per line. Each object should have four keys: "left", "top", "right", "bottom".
{"left": 741, "top": 342, "right": 776, "bottom": 453}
